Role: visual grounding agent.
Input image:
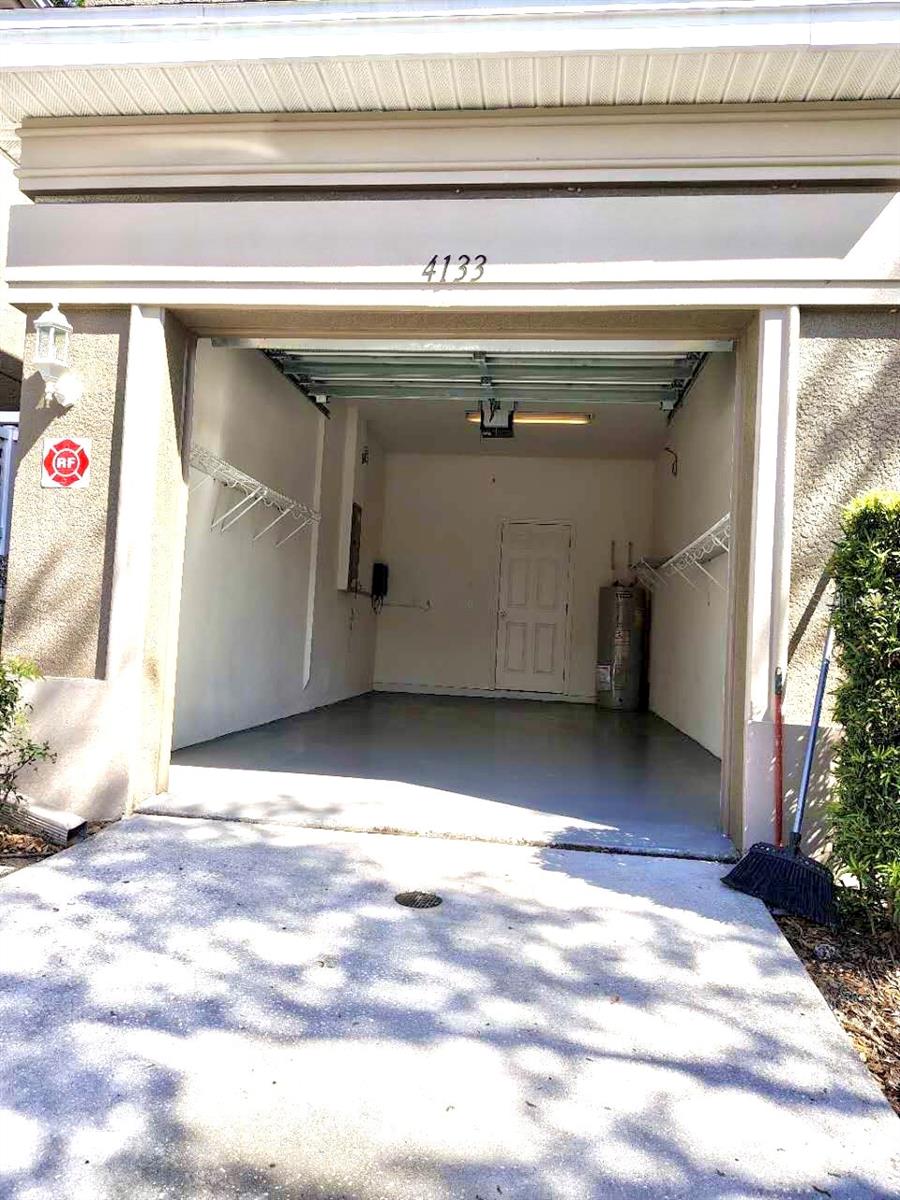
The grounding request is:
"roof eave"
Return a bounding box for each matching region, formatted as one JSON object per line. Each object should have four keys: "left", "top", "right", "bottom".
{"left": 2, "top": 0, "right": 900, "bottom": 71}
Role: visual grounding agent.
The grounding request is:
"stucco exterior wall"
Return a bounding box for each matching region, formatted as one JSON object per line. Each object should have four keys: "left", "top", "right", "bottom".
{"left": 780, "top": 310, "right": 900, "bottom": 852}
{"left": 790, "top": 310, "right": 900, "bottom": 722}
{"left": 3, "top": 306, "right": 192, "bottom": 817}
{"left": 5, "top": 308, "right": 130, "bottom": 677}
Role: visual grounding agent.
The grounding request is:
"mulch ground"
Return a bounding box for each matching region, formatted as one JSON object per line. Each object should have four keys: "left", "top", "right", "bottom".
{"left": 775, "top": 910, "right": 900, "bottom": 1117}
{"left": 0, "top": 827, "right": 59, "bottom": 868}
{"left": 0, "top": 823, "right": 103, "bottom": 876}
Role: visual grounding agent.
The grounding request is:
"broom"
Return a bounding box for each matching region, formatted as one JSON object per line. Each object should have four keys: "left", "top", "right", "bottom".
{"left": 722, "top": 621, "right": 837, "bottom": 926}
{"left": 774, "top": 666, "right": 785, "bottom": 848}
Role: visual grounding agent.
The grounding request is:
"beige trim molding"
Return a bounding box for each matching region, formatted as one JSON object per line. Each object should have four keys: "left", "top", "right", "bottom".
{"left": 16, "top": 103, "right": 900, "bottom": 194}
{"left": 8, "top": 285, "right": 900, "bottom": 310}
{"left": 6, "top": 188, "right": 900, "bottom": 309}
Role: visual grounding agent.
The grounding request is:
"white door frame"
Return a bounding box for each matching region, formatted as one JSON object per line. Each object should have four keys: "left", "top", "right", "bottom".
{"left": 493, "top": 518, "right": 575, "bottom": 695}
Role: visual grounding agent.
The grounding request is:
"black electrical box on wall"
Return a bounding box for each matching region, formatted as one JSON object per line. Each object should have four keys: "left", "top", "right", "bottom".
{"left": 372, "top": 561, "right": 389, "bottom": 602}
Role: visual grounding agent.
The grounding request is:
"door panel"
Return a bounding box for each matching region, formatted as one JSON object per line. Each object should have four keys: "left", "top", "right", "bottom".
{"left": 495, "top": 522, "right": 571, "bottom": 693}
{"left": 503, "top": 622, "right": 528, "bottom": 674}
{"left": 533, "top": 623, "right": 556, "bottom": 675}
{"left": 535, "top": 558, "right": 559, "bottom": 609}
{"left": 506, "top": 558, "right": 530, "bottom": 609}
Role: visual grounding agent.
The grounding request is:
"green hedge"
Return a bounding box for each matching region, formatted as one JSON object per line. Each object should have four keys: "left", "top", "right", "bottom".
{"left": 829, "top": 491, "right": 900, "bottom": 925}
{"left": 0, "top": 656, "right": 53, "bottom": 816}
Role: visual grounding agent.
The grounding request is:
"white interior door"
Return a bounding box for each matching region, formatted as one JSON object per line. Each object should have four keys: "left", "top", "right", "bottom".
{"left": 495, "top": 522, "right": 572, "bottom": 694}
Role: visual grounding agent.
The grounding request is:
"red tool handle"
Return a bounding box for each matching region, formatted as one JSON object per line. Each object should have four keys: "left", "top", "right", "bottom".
{"left": 774, "top": 668, "right": 785, "bottom": 848}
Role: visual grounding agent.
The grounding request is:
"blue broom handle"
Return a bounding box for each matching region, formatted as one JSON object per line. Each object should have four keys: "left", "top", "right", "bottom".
{"left": 790, "top": 620, "right": 835, "bottom": 852}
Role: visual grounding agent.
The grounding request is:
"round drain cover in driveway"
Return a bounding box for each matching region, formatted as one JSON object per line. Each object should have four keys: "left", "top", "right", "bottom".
{"left": 395, "top": 891, "right": 442, "bottom": 909}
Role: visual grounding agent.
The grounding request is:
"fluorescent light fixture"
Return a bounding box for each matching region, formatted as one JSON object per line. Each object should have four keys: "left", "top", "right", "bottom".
{"left": 466, "top": 411, "right": 592, "bottom": 426}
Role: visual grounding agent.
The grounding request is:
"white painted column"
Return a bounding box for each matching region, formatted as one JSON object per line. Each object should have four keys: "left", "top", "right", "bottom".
{"left": 155, "top": 333, "right": 196, "bottom": 793}
{"left": 105, "top": 306, "right": 168, "bottom": 811}
{"left": 741, "top": 306, "right": 799, "bottom": 847}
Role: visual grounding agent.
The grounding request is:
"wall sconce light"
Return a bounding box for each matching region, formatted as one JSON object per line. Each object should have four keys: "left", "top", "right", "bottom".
{"left": 33, "top": 302, "right": 83, "bottom": 408}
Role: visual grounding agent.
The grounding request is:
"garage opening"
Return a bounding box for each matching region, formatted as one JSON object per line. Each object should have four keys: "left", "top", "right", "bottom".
{"left": 162, "top": 337, "right": 737, "bottom": 859}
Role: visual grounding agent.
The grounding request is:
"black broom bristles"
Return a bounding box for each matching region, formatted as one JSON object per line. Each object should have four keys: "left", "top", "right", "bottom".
{"left": 722, "top": 841, "right": 837, "bottom": 926}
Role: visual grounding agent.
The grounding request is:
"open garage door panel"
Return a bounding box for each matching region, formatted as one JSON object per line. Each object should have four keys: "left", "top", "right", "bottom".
{"left": 256, "top": 339, "right": 725, "bottom": 418}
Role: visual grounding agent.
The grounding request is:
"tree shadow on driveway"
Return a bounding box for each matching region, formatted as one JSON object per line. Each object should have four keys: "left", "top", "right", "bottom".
{"left": 0, "top": 815, "right": 897, "bottom": 1200}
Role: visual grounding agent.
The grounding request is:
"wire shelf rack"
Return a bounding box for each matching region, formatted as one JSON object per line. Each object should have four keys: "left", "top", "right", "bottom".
{"left": 633, "top": 513, "right": 731, "bottom": 592}
{"left": 189, "top": 444, "right": 320, "bottom": 547}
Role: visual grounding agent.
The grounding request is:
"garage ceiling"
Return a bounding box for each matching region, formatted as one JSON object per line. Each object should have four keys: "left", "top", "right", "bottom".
{"left": 233, "top": 338, "right": 733, "bottom": 457}
{"left": 324, "top": 394, "right": 678, "bottom": 458}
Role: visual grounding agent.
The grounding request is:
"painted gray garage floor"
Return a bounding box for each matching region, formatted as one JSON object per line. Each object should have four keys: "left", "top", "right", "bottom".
{"left": 156, "top": 694, "right": 734, "bottom": 860}
{"left": 1, "top": 816, "right": 898, "bottom": 1200}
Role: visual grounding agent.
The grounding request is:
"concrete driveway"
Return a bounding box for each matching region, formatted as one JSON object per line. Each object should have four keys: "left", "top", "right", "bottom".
{"left": 0, "top": 815, "right": 897, "bottom": 1200}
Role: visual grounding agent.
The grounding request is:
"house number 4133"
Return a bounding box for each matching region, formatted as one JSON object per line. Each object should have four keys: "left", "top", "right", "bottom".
{"left": 423, "top": 254, "right": 487, "bottom": 283}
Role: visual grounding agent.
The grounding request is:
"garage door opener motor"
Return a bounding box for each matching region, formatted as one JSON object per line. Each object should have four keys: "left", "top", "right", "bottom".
{"left": 480, "top": 397, "right": 516, "bottom": 439}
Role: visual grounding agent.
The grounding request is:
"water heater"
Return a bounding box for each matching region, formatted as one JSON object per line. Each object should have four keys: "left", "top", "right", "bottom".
{"left": 595, "top": 585, "right": 649, "bottom": 711}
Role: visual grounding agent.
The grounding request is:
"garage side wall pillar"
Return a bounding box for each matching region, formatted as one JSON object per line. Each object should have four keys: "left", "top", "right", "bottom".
{"left": 785, "top": 310, "right": 900, "bottom": 854}
{"left": 728, "top": 307, "right": 799, "bottom": 851}
{"left": 4, "top": 306, "right": 191, "bottom": 819}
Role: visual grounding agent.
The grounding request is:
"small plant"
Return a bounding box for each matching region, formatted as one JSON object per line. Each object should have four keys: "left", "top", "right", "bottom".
{"left": 0, "top": 657, "right": 54, "bottom": 816}
{"left": 829, "top": 491, "right": 900, "bottom": 928}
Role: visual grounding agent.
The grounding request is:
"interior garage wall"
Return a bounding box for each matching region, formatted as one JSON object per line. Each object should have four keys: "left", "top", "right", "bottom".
{"left": 648, "top": 352, "right": 736, "bottom": 756}
{"left": 304, "top": 402, "right": 385, "bottom": 712}
{"left": 172, "top": 345, "right": 384, "bottom": 748}
{"left": 373, "top": 454, "right": 654, "bottom": 699}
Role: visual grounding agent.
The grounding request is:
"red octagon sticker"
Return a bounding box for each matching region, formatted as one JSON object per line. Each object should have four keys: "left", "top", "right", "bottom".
{"left": 42, "top": 437, "right": 91, "bottom": 489}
